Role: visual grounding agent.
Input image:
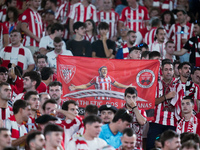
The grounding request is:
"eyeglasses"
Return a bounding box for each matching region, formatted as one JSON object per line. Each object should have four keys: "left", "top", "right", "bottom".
{"left": 120, "top": 29, "right": 128, "bottom": 32}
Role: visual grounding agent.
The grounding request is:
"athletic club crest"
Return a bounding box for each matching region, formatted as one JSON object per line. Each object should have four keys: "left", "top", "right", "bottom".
{"left": 59, "top": 64, "right": 76, "bottom": 84}
{"left": 136, "top": 69, "right": 155, "bottom": 88}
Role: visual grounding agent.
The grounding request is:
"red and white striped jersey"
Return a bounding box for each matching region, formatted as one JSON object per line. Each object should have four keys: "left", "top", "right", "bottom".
{"left": 144, "top": 27, "right": 157, "bottom": 45}
{"left": 57, "top": 115, "right": 84, "bottom": 149}
{"left": 119, "top": 5, "right": 149, "bottom": 32}
{"left": 168, "top": 22, "right": 194, "bottom": 51}
{"left": 129, "top": 108, "right": 147, "bottom": 150}
{"left": 0, "top": 23, "right": 9, "bottom": 50}
{"left": 0, "top": 5, "right": 7, "bottom": 22}
{"left": 97, "top": 11, "right": 119, "bottom": 39}
{"left": 84, "top": 33, "right": 97, "bottom": 43}
{"left": 90, "top": 75, "right": 116, "bottom": 100}
{"left": 68, "top": 2, "right": 97, "bottom": 23}
{"left": 0, "top": 44, "right": 35, "bottom": 70}
{"left": 0, "top": 107, "right": 13, "bottom": 121}
{"left": 149, "top": 40, "right": 166, "bottom": 59}
{"left": 163, "top": 24, "right": 171, "bottom": 34}
{"left": 3, "top": 21, "right": 16, "bottom": 35}
{"left": 153, "top": 0, "right": 174, "bottom": 13}
{"left": 20, "top": 8, "right": 43, "bottom": 47}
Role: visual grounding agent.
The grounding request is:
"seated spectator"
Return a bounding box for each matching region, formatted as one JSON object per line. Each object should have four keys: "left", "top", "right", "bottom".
{"left": 118, "top": 128, "right": 137, "bottom": 150}
{"left": 99, "top": 108, "right": 133, "bottom": 149}
{"left": 46, "top": 37, "right": 73, "bottom": 69}
{"left": 84, "top": 104, "right": 98, "bottom": 117}
{"left": 67, "top": 21, "right": 92, "bottom": 57}
{"left": 92, "top": 22, "right": 115, "bottom": 58}
{"left": 99, "top": 104, "right": 118, "bottom": 124}
{"left": 128, "top": 46, "right": 142, "bottom": 60}
{"left": 165, "top": 41, "right": 176, "bottom": 62}
{"left": 84, "top": 19, "right": 98, "bottom": 43}
{"left": 42, "top": 99, "right": 58, "bottom": 115}
{"left": 36, "top": 54, "right": 48, "bottom": 72}
{"left": 0, "top": 30, "right": 35, "bottom": 74}
{"left": 66, "top": 115, "right": 107, "bottom": 150}
{"left": 39, "top": 23, "right": 66, "bottom": 55}
{"left": 26, "top": 131, "right": 45, "bottom": 150}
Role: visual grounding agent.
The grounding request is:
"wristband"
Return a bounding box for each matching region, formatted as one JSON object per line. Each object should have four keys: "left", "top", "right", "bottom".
{"left": 132, "top": 106, "right": 137, "bottom": 110}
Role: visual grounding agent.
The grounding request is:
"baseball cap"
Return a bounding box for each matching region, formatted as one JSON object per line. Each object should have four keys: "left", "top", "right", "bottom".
{"left": 99, "top": 104, "right": 118, "bottom": 113}
{"left": 35, "top": 114, "right": 57, "bottom": 124}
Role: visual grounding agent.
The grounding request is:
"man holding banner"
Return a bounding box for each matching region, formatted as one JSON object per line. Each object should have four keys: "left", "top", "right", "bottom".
{"left": 69, "top": 66, "right": 134, "bottom": 100}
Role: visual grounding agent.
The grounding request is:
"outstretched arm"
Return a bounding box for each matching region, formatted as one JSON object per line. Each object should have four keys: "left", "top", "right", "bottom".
{"left": 113, "top": 81, "right": 136, "bottom": 89}
{"left": 69, "top": 82, "right": 92, "bottom": 91}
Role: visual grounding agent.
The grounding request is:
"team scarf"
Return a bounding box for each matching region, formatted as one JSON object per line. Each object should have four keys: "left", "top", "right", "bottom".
{"left": 122, "top": 42, "right": 129, "bottom": 59}
{"left": 176, "top": 114, "right": 198, "bottom": 134}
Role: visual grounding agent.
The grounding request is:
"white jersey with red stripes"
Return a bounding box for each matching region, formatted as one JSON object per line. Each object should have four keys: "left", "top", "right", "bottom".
{"left": 153, "top": 0, "right": 174, "bottom": 13}
{"left": 57, "top": 115, "right": 84, "bottom": 149}
{"left": 168, "top": 22, "right": 194, "bottom": 51}
{"left": 0, "top": 23, "right": 9, "bottom": 50}
{"left": 163, "top": 24, "right": 171, "bottom": 34}
{"left": 90, "top": 75, "right": 116, "bottom": 100}
{"left": 0, "top": 5, "right": 7, "bottom": 22}
{"left": 20, "top": 8, "right": 43, "bottom": 47}
{"left": 144, "top": 27, "right": 157, "bottom": 45}
{"left": 68, "top": 2, "right": 97, "bottom": 23}
{"left": 0, "top": 107, "right": 13, "bottom": 121}
{"left": 119, "top": 5, "right": 149, "bottom": 32}
{"left": 149, "top": 40, "right": 166, "bottom": 59}
{"left": 84, "top": 33, "right": 97, "bottom": 43}
{"left": 97, "top": 10, "right": 119, "bottom": 39}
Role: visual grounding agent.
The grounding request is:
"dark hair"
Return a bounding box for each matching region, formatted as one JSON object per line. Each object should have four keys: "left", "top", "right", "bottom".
{"left": 182, "top": 96, "right": 194, "bottom": 104}
{"left": 0, "top": 128, "right": 9, "bottom": 133}
{"left": 54, "top": 36, "right": 62, "bottom": 43}
{"left": 180, "top": 140, "right": 198, "bottom": 150}
{"left": 41, "top": 67, "right": 54, "bottom": 80}
{"left": 85, "top": 19, "right": 97, "bottom": 40}
{"left": 13, "top": 100, "right": 30, "bottom": 114}
{"left": 161, "top": 10, "right": 175, "bottom": 25}
{"left": 98, "top": 22, "right": 109, "bottom": 30}
{"left": 181, "top": 132, "right": 200, "bottom": 144}
{"left": 173, "top": 60, "right": 180, "bottom": 68}
{"left": 49, "top": 0, "right": 57, "bottom": 6}
{"left": 23, "top": 71, "right": 41, "bottom": 89}
{"left": 62, "top": 100, "right": 78, "bottom": 111}
{"left": 161, "top": 59, "right": 173, "bottom": 69}
{"left": 194, "top": 20, "right": 200, "bottom": 27}
{"left": 129, "top": 46, "right": 141, "bottom": 54}
{"left": 160, "top": 130, "right": 179, "bottom": 147}
{"left": 51, "top": 23, "right": 64, "bottom": 34}
{"left": 83, "top": 115, "right": 102, "bottom": 126}
{"left": 73, "top": 21, "right": 85, "bottom": 32}
{"left": 6, "top": 7, "right": 18, "bottom": 22}
{"left": 3, "top": 147, "right": 17, "bottom": 150}
{"left": 154, "top": 27, "right": 165, "bottom": 41}
{"left": 37, "top": 54, "right": 48, "bottom": 62}
{"left": 49, "top": 81, "right": 62, "bottom": 89}
{"left": 85, "top": 104, "right": 98, "bottom": 115}
{"left": 42, "top": 99, "right": 57, "bottom": 111}
{"left": 165, "top": 40, "right": 174, "bottom": 47}
{"left": 43, "top": 124, "right": 63, "bottom": 136}
{"left": 141, "top": 51, "right": 150, "bottom": 59}
{"left": 0, "top": 67, "right": 8, "bottom": 73}
{"left": 24, "top": 91, "right": 38, "bottom": 101}
{"left": 0, "top": 82, "right": 10, "bottom": 91}
{"left": 125, "top": 87, "right": 137, "bottom": 96}
{"left": 122, "top": 128, "right": 135, "bottom": 136}
{"left": 26, "top": 131, "right": 43, "bottom": 147}
{"left": 138, "top": 43, "right": 148, "bottom": 49}
{"left": 191, "top": 67, "right": 200, "bottom": 75}
{"left": 176, "top": 9, "right": 187, "bottom": 15}
{"left": 149, "top": 51, "right": 161, "bottom": 59}
{"left": 127, "top": 30, "right": 136, "bottom": 36}
{"left": 112, "top": 108, "right": 133, "bottom": 123}
{"left": 151, "top": 17, "right": 161, "bottom": 27}
{"left": 178, "top": 62, "right": 192, "bottom": 70}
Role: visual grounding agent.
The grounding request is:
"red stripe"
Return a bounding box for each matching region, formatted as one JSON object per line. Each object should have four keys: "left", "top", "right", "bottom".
{"left": 18, "top": 48, "right": 25, "bottom": 55}
{"left": 2, "top": 108, "right": 5, "bottom": 120}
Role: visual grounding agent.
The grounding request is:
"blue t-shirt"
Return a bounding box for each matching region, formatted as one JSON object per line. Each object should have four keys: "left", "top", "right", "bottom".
{"left": 116, "top": 47, "right": 130, "bottom": 59}
{"left": 99, "top": 124, "right": 122, "bottom": 148}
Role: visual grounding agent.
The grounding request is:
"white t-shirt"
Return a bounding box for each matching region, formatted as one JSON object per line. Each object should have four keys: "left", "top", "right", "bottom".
{"left": 39, "top": 36, "right": 67, "bottom": 51}
{"left": 66, "top": 137, "right": 107, "bottom": 150}
{"left": 46, "top": 50, "right": 73, "bottom": 69}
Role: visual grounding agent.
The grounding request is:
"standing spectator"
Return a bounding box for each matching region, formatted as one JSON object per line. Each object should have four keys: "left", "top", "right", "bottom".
{"left": 36, "top": 54, "right": 48, "bottom": 72}
{"left": 0, "top": 30, "right": 35, "bottom": 73}
{"left": 43, "top": 9, "right": 55, "bottom": 35}
{"left": 26, "top": 131, "right": 45, "bottom": 150}
{"left": 46, "top": 37, "right": 73, "bottom": 69}
{"left": 39, "top": 23, "right": 66, "bottom": 55}
{"left": 66, "top": 115, "right": 107, "bottom": 150}
{"left": 160, "top": 130, "right": 181, "bottom": 150}
{"left": 168, "top": 10, "right": 194, "bottom": 63}
{"left": 99, "top": 104, "right": 118, "bottom": 124}
{"left": 115, "top": 26, "right": 129, "bottom": 51}
{"left": 118, "top": 0, "right": 149, "bottom": 33}
{"left": 92, "top": 22, "right": 116, "bottom": 58}
{"left": 0, "top": 128, "right": 11, "bottom": 150}
{"left": 176, "top": 96, "right": 200, "bottom": 136}
{"left": 3, "top": 7, "right": 18, "bottom": 34}
{"left": 0, "top": 22, "right": 9, "bottom": 50}
{"left": 68, "top": 0, "right": 97, "bottom": 37}
{"left": 85, "top": 19, "right": 98, "bottom": 43}
{"left": 149, "top": 27, "right": 167, "bottom": 59}
{"left": 99, "top": 108, "right": 133, "bottom": 149}
{"left": 20, "top": 0, "right": 43, "bottom": 55}
{"left": 165, "top": 41, "right": 176, "bottom": 62}
{"left": 97, "top": 0, "right": 119, "bottom": 40}
{"left": 67, "top": 22, "right": 92, "bottom": 57}
{"left": 152, "top": 0, "right": 174, "bottom": 13}
{"left": 6, "top": 100, "right": 31, "bottom": 148}
{"left": 160, "top": 10, "right": 175, "bottom": 34}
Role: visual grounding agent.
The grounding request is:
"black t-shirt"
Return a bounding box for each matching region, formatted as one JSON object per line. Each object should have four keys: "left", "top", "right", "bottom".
{"left": 91, "top": 39, "right": 116, "bottom": 58}
{"left": 67, "top": 39, "right": 92, "bottom": 57}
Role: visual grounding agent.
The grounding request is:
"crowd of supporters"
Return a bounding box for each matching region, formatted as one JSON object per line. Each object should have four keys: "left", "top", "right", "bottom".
{"left": 0, "top": 0, "right": 200, "bottom": 149}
